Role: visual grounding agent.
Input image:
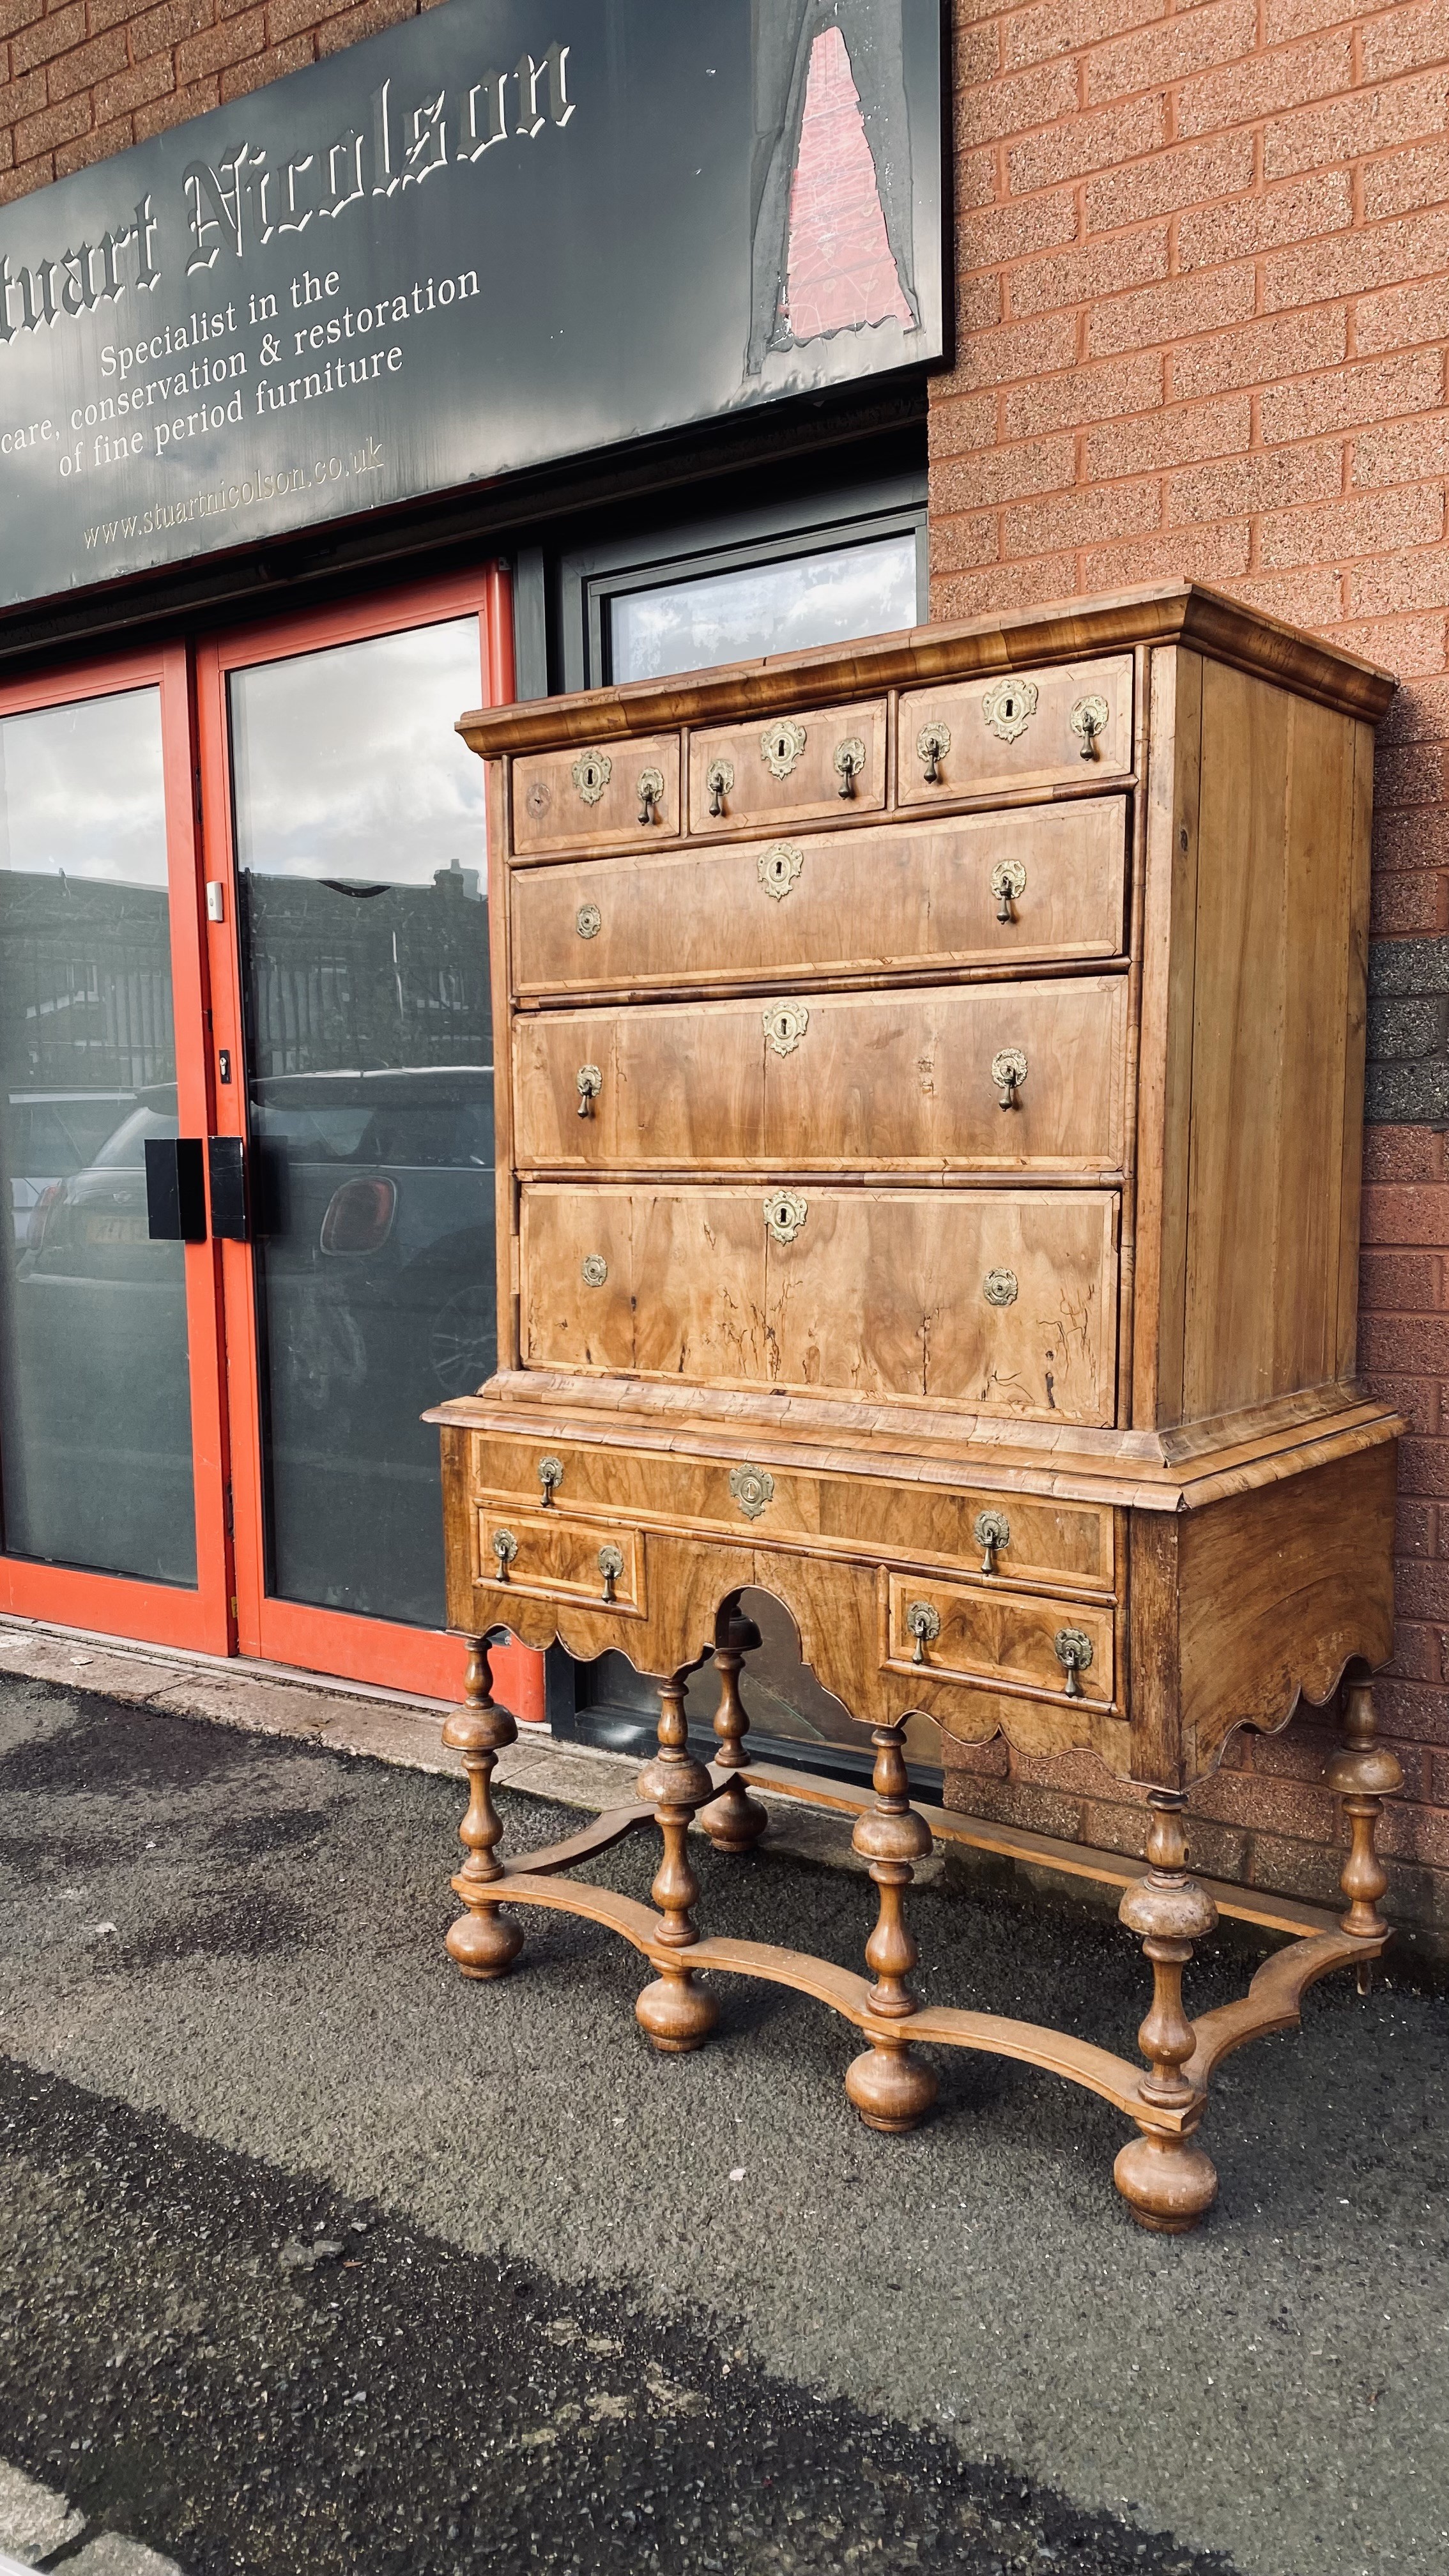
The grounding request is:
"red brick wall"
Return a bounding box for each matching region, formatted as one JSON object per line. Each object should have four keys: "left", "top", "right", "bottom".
{"left": 931, "top": 0, "right": 1449, "bottom": 1933}
{"left": 0, "top": 0, "right": 436, "bottom": 201}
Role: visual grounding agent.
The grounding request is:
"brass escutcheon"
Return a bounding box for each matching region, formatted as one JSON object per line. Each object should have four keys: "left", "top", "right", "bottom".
{"left": 758, "top": 840, "right": 804, "bottom": 900}
{"left": 763, "top": 1189, "right": 808, "bottom": 1245}
{"left": 760, "top": 716, "right": 807, "bottom": 779}
{"left": 538, "top": 1455, "right": 564, "bottom": 1507}
{"left": 571, "top": 748, "right": 612, "bottom": 805}
{"left": 983, "top": 1267, "right": 1018, "bottom": 1307}
{"left": 974, "top": 1507, "right": 1011, "bottom": 1574}
{"left": 1054, "top": 1629, "right": 1094, "bottom": 1698}
{"left": 728, "top": 1463, "right": 775, "bottom": 1521}
{"left": 705, "top": 756, "right": 734, "bottom": 818}
{"left": 763, "top": 1000, "right": 809, "bottom": 1057}
{"left": 991, "top": 1046, "right": 1028, "bottom": 1110}
{"left": 581, "top": 1253, "right": 608, "bottom": 1286}
{"left": 916, "top": 719, "right": 951, "bottom": 783}
{"left": 597, "top": 1542, "right": 625, "bottom": 1603}
{"left": 575, "top": 901, "right": 601, "bottom": 940}
{"left": 905, "top": 1600, "right": 941, "bottom": 1666}
{"left": 982, "top": 677, "right": 1039, "bottom": 745}
{"left": 990, "top": 857, "right": 1026, "bottom": 924}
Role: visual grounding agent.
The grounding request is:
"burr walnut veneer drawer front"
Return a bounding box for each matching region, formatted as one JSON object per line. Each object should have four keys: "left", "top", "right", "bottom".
{"left": 467, "top": 1432, "right": 1116, "bottom": 1594}
{"left": 510, "top": 802, "right": 1128, "bottom": 999}
{"left": 899, "top": 656, "right": 1133, "bottom": 805}
{"left": 513, "top": 977, "right": 1128, "bottom": 1174}
{"left": 474, "top": 1505, "right": 644, "bottom": 1616}
{"left": 511, "top": 733, "right": 680, "bottom": 858}
{"left": 687, "top": 698, "right": 886, "bottom": 832}
{"left": 520, "top": 1184, "right": 1119, "bottom": 1423}
{"left": 884, "top": 1571, "right": 1116, "bottom": 1706}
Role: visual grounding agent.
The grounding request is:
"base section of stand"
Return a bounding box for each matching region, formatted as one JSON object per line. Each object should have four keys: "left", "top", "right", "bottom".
{"left": 845, "top": 2034, "right": 939, "bottom": 2132}
{"left": 636, "top": 1963, "right": 718, "bottom": 2053}
{"left": 1113, "top": 2126, "right": 1219, "bottom": 2233}
{"left": 445, "top": 1903, "right": 524, "bottom": 1981}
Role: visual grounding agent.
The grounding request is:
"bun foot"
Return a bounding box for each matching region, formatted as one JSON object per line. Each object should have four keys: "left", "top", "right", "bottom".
{"left": 636, "top": 1966, "right": 717, "bottom": 2053}
{"left": 845, "top": 2036, "right": 937, "bottom": 2133}
{"left": 445, "top": 1904, "right": 523, "bottom": 1981}
{"left": 1114, "top": 2128, "right": 1218, "bottom": 2233}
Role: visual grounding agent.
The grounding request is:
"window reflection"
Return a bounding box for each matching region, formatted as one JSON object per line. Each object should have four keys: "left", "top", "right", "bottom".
{"left": 0, "top": 688, "right": 196, "bottom": 1584}
{"left": 229, "top": 618, "right": 493, "bottom": 1628}
{"left": 608, "top": 532, "right": 918, "bottom": 682}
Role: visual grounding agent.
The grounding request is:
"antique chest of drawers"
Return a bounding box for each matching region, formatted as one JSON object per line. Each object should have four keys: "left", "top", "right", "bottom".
{"left": 429, "top": 581, "right": 1402, "bottom": 2232}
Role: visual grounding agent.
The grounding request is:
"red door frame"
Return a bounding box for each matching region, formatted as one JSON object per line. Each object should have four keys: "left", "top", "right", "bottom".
{"left": 194, "top": 562, "right": 542, "bottom": 1716}
{"left": 0, "top": 642, "right": 233, "bottom": 1653}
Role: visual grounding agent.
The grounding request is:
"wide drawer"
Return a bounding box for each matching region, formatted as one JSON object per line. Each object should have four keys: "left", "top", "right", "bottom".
{"left": 467, "top": 1430, "right": 1117, "bottom": 1594}
{"left": 898, "top": 656, "right": 1133, "bottom": 805}
{"left": 475, "top": 1503, "right": 645, "bottom": 1616}
{"left": 510, "top": 802, "right": 1129, "bottom": 999}
{"left": 513, "top": 977, "right": 1128, "bottom": 1174}
{"left": 520, "top": 1184, "right": 1119, "bottom": 1423}
{"left": 511, "top": 733, "right": 681, "bottom": 857}
{"left": 687, "top": 698, "right": 886, "bottom": 832}
{"left": 884, "top": 1570, "right": 1116, "bottom": 1705}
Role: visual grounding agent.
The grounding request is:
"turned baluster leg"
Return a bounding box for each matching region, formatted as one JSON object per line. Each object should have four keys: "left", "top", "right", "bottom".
{"left": 1114, "top": 1791, "right": 1218, "bottom": 2232}
{"left": 634, "top": 1673, "right": 719, "bottom": 2054}
{"left": 845, "top": 1723, "right": 938, "bottom": 2133}
{"left": 698, "top": 1609, "right": 769, "bottom": 1855}
{"left": 440, "top": 1636, "right": 524, "bottom": 1981}
{"left": 1326, "top": 1673, "right": 1402, "bottom": 1989}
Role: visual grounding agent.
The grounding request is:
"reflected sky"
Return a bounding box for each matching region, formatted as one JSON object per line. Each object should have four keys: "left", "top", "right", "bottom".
{"left": 0, "top": 689, "right": 167, "bottom": 887}
{"left": 610, "top": 533, "right": 918, "bottom": 683}
{"left": 229, "top": 618, "right": 487, "bottom": 889}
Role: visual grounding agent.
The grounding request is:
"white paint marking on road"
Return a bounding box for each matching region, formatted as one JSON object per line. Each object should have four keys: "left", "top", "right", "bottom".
{"left": 0, "top": 2458, "right": 85, "bottom": 2560}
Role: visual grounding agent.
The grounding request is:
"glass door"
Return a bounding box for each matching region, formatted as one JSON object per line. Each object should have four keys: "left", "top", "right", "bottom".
{"left": 197, "top": 570, "right": 540, "bottom": 1709}
{"left": 0, "top": 647, "right": 231, "bottom": 1648}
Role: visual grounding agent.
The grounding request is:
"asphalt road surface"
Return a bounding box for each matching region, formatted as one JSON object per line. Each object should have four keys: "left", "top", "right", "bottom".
{"left": 1, "top": 1675, "right": 1446, "bottom": 2576}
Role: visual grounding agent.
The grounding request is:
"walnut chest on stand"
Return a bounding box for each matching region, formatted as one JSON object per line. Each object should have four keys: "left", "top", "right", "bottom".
{"left": 428, "top": 580, "right": 1402, "bottom": 2233}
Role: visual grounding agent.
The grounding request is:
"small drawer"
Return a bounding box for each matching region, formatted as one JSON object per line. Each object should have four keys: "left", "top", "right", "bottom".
{"left": 510, "top": 802, "right": 1128, "bottom": 1000}
{"left": 898, "top": 656, "right": 1133, "bottom": 806}
{"left": 688, "top": 699, "right": 886, "bottom": 833}
{"left": 885, "top": 1572, "right": 1115, "bottom": 1705}
{"left": 476, "top": 1503, "right": 644, "bottom": 1616}
{"left": 512, "top": 733, "right": 680, "bottom": 858}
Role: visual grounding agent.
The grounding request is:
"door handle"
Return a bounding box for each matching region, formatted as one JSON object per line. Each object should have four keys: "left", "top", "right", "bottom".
{"left": 208, "top": 1135, "right": 250, "bottom": 1241}
{"left": 144, "top": 1137, "right": 207, "bottom": 1242}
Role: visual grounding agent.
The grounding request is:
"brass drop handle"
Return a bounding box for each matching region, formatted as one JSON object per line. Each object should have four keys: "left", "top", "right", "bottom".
{"left": 990, "top": 859, "right": 1025, "bottom": 925}
{"left": 834, "top": 736, "right": 866, "bottom": 800}
{"left": 974, "top": 1508, "right": 1010, "bottom": 1575}
{"left": 916, "top": 721, "right": 951, "bottom": 785}
{"left": 576, "top": 1064, "right": 602, "bottom": 1119}
{"left": 598, "top": 1542, "right": 625, "bottom": 1604}
{"left": 538, "top": 1455, "right": 564, "bottom": 1508}
{"left": 637, "top": 766, "right": 664, "bottom": 825}
{"left": 706, "top": 757, "right": 733, "bottom": 818}
{"left": 1055, "top": 1629, "right": 1093, "bottom": 1698}
{"left": 491, "top": 1528, "right": 518, "bottom": 1583}
{"left": 1070, "top": 695, "right": 1110, "bottom": 762}
{"left": 905, "top": 1600, "right": 940, "bottom": 1666}
{"left": 992, "top": 1046, "right": 1027, "bottom": 1111}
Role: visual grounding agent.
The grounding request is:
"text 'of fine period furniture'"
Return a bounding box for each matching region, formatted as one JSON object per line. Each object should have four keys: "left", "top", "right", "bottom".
{"left": 428, "top": 580, "right": 1402, "bottom": 2233}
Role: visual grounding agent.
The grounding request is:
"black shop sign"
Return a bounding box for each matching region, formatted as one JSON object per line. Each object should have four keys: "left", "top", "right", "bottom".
{"left": 0, "top": 0, "right": 944, "bottom": 611}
